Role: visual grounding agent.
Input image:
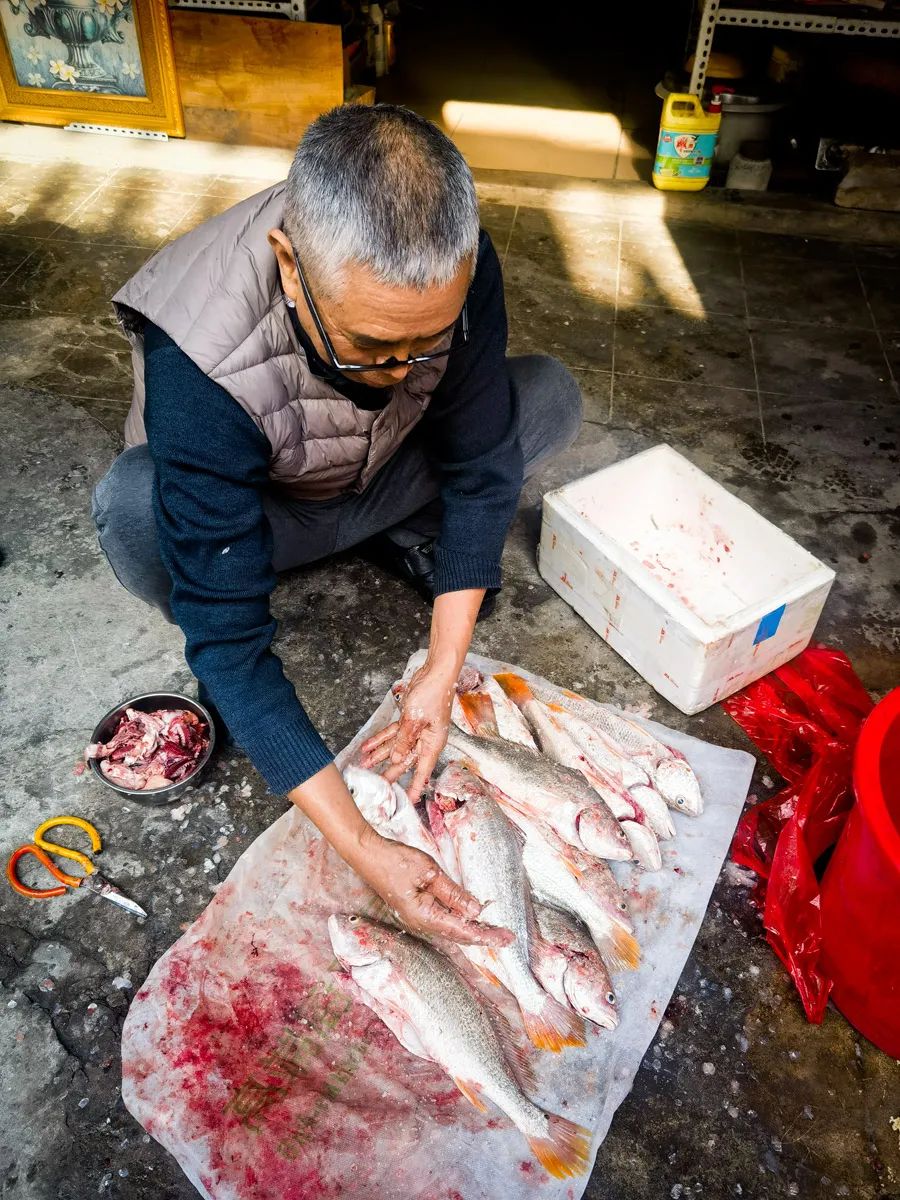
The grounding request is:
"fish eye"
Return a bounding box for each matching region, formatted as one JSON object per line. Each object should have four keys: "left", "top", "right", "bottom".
{"left": 619, "top": 901, "right": 628, "bottom": 911}
{"left": 349, "top": 915, "right": 359, "bottom": 924}
{"left": 607, "top": 992, "right": 616, "bottom": 1005}
{"left": 677, "top": 797, "right": 685, "bottom": 806}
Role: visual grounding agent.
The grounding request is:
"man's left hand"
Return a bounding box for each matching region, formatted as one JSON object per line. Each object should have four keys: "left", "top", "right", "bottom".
{"left": 360, "top": 662, "right": 455, "bottom": 801}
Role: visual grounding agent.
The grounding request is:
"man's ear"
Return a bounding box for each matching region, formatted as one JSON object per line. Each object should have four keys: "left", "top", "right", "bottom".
{"left": 268, "top": 229, "right": 298, "bottom": 303}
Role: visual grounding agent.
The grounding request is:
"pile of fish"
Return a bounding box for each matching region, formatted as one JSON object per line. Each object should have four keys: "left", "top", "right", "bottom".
{"left": 330, "top": 667, "right": 703, "bottom": 1180}
{"left": 85, "top": 707, "right": 209, "bottom": 790}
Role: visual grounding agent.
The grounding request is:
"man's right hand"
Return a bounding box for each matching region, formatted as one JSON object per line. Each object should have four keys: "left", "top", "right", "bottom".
{"left": 347, "top": 823, "right": 513, "bottom": 947}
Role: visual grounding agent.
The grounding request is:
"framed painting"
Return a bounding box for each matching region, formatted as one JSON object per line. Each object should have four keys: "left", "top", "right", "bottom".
{"left": 0, "top": 0, "right": 184, "bottom": 135}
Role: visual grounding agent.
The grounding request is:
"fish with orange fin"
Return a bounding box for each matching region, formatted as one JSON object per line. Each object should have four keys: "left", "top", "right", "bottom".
{"left": 521, "top": 677, "right": 704, "bottom": 816}
{"left": 329, "top": 914, "right": 591, "bottom": 1179}
{"left": 448, "top": 704, "right": 634, "bottom": 865}
{"left": 531, "top": 903, "right": 619, "bottom": 1030}
{"left": 433, "top": 763, "right": 585, "bottom": 1053}
{"left": 494, "top": 674, "right": 667, "bottom": 868}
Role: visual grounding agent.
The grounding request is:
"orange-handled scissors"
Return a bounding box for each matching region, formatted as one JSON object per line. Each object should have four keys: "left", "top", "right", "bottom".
{"left": 7, "top": 816, "right": 147, "bottom": 919}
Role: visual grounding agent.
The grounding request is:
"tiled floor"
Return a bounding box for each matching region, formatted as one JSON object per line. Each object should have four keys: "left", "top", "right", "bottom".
{"left": 3, "top": 159, "right": 897, "bottom": 447}
{"left": 2, "top": 152, "right": 900, "bottom": 1200}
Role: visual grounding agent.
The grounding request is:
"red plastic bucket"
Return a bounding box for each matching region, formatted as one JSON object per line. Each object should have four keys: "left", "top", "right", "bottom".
{"left": 820, "top": 687, "right": 900, "bottom": 1056}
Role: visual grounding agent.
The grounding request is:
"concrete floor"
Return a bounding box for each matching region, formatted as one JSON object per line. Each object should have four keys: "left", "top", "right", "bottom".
{"left": 1, "top": 149, "right": 899, "bottom": 1200}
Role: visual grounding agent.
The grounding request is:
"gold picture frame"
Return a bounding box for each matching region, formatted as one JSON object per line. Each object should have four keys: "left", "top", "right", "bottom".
{"left": 0, "top": 0, "right": 184, "bottom": 136}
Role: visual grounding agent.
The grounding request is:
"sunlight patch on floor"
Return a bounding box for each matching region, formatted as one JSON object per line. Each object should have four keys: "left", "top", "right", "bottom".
{"left": 442, "top": 100, "right": 623, "bottom": 179}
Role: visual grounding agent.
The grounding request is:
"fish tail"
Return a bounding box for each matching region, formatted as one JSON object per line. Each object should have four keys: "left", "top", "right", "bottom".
{"left": 522, "top": 993, "right": 586, "bottom": 1053}
{"left": 493, "top": 673, "right": 536, "bottom": 709}
{"left": 589, "top": 920, "right": 641, "bottom": 972}
{"left": 458, "top": 692, "right": 500, "bottom": 738}
{"left": 528, "top": 1114, "right": 591, "bottom": 1180}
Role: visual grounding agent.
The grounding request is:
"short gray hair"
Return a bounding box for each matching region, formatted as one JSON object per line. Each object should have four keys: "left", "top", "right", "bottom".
{"left": 283, "top": 104, "right": 479, "bottom": 296}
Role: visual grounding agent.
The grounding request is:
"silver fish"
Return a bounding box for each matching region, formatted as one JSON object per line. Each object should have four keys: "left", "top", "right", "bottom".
{"left": 445, "top": 726, "right": 633, "bottom": 864}
{"left": 329, "top": 915, "right": 591, "bottom": 1179}
{"left": 532, "top": 904, "right": 618, "bottom": 1031}
{"left": 456, "top": 672, "right": 539, "bottom": 750}
{"left": 435, "top": 763, "right": 585, "bottom": 1053}
{"left": 533, "top": 697, "right": 676, "bottom": 841}
{"left": 524, "top": 678, "right": 703, "bottom": 816}
{"left": 509, "top": 809, "right": 641, "bottom": 973}
{"left": 492, "top": 674, "right": 664, "bottom": 870}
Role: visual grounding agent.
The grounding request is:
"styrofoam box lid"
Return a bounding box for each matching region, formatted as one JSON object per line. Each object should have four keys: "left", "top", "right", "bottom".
{"left": 543, "top": 444, "right": 835, "bottom": 643}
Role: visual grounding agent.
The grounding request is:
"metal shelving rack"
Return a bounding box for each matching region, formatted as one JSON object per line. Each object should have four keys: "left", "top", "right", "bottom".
{"left": 689, "top": 1, "right": 900, "bottom": 94}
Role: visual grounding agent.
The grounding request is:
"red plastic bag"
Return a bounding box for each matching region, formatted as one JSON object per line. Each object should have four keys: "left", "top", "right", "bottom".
{"left": 723, "top": 646, "right": 873, "bottom": 1022}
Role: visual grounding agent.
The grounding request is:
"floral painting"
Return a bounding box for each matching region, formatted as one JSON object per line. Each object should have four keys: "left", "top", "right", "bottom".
{"left": 0, "top": 0, "right": 148, "bottom": 96}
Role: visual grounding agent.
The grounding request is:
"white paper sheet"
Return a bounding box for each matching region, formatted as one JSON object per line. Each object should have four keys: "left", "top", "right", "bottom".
{"left": 122, "top": 651, "right": 754, "bottom": 1200}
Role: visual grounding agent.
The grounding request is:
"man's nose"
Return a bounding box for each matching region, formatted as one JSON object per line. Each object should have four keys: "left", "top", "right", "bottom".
{"left": 377, "top": 361, "right": 413, "bottom": 383}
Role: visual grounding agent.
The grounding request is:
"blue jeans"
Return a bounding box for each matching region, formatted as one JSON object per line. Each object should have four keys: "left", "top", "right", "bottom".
{"left": 91, "top": 354, "right": 582, "bottom": 619}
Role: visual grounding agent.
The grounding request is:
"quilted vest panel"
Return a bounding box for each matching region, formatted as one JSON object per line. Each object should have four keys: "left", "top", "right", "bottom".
{"left": 112, "top": 183, "right": 449, "bottom": 500}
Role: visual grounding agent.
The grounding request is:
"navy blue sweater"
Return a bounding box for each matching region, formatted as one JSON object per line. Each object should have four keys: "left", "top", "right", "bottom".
{"left": 143, "top": 231, "right": 523, "bottom": 794}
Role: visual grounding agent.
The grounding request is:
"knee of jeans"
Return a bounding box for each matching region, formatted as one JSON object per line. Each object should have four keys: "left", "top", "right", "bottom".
{"left": 550, "top": 359, "right": 583, "bottom": 450}
{"left": 92, "top": 445, "right": 159, "bottom": 573}
{"left": 514, "top": 355, "right": 583, "bottom": 454}
{"left": 92, "top": 445, "right": 154, "bottom": 531}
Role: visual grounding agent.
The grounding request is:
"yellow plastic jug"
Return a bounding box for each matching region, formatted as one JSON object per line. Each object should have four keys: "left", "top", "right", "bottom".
{"left": 652, "top": 93, "right": 722, "bottom": 192}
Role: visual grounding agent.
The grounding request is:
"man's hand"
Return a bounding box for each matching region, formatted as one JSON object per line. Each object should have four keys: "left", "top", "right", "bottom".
{"left": 349, "top": 824, "right": 512, "bottom": 946}
{"left": 288, "top": 762, "right": 511, "bottom": 947}
{"left": 360, "top": 661, "right": 454, "bottom": 801}
{"left": 359, "top": 588, "right": 485, "bottom": 800}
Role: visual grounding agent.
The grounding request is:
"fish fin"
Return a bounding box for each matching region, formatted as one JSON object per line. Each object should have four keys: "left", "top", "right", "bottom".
{"left": 545, "top": 701, "right": 566, "bottom": 713}
{"left": 561, "top": 856, "right": 585, "bottom": 881}
{"left": 528, "top": 1115, "right": 591, "bottom": 1180}
{"left": 521, "top": 994, "right": 586, "bottom": 1053}
{"left": 472, "top": 960, "right": 505, "bottom": 990}
{"left": 458, "top": 692, "right": 500, "bottom": 739}
{"left": 452, "top": 1076, "right": 488, "bottom": 1112}
{"left": 493, "top": 673, "right": 536, "bottom": 709}
{"left": 561, "top": 688, "right": 588, "bottom": 702}
{"left": 484, "top": 1003, "right": 537, "bottom": 1094}
{"left": 363, "top": 894, "right": 400, "bottom": 929}
{"left": 589, "top": 921, "right": 641, "bottom": 973}
{"left": 621, "top": 820, "right": 662, "bottom": 872}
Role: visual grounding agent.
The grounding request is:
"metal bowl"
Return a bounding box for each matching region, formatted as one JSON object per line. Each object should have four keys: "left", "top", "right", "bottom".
{"left": 87, "top": 692, "right": 216, "bottom": 807}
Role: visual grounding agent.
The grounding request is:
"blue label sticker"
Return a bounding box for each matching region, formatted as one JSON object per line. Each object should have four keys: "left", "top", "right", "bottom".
{"left": 754, "top": 605, "right": 786, "bottom": 645}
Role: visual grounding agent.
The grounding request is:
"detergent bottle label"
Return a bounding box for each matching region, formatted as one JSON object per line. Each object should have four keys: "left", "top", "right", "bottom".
{"left": 654, "top": 129, "right": 717, "bottom": 178}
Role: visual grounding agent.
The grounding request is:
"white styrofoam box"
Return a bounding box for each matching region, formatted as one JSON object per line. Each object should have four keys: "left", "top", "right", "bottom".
{"left": 537, "top": 444, "right": 835, "bottom": 714}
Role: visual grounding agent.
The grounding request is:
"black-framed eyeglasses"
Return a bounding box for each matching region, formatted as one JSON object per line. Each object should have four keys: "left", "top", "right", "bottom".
{"left": 290, "top": 247, "right": 469, "bottom": 374}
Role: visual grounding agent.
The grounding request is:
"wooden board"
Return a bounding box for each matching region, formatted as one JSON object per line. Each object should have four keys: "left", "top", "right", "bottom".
{"left": 171, "top": 12, "right": 345, "bottom": 148}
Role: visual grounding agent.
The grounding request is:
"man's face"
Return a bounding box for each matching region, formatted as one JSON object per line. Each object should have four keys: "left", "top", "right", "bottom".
{"left": 269, "top": 229, "right": 470, "bottom": 389}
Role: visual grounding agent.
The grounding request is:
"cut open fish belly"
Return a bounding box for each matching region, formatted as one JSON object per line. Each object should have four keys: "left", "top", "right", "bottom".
{"left": 329, "top": 916, "right": 591, "bottom": 1179}
{"left": 424, "top": 797, "right": 463, "bottom": 884}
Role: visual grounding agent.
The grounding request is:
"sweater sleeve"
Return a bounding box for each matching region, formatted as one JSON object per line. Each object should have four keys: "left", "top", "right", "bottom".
{"left": 424, "top": 231, "right": 524, "bottom": 596}
{"left": 142, "top": 321, "right": 333, "bottom": 794}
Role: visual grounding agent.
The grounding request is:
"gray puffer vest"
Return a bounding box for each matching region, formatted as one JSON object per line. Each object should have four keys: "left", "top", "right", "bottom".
{"left": 112, "top": 183, "right": 449, "bottom": 500}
